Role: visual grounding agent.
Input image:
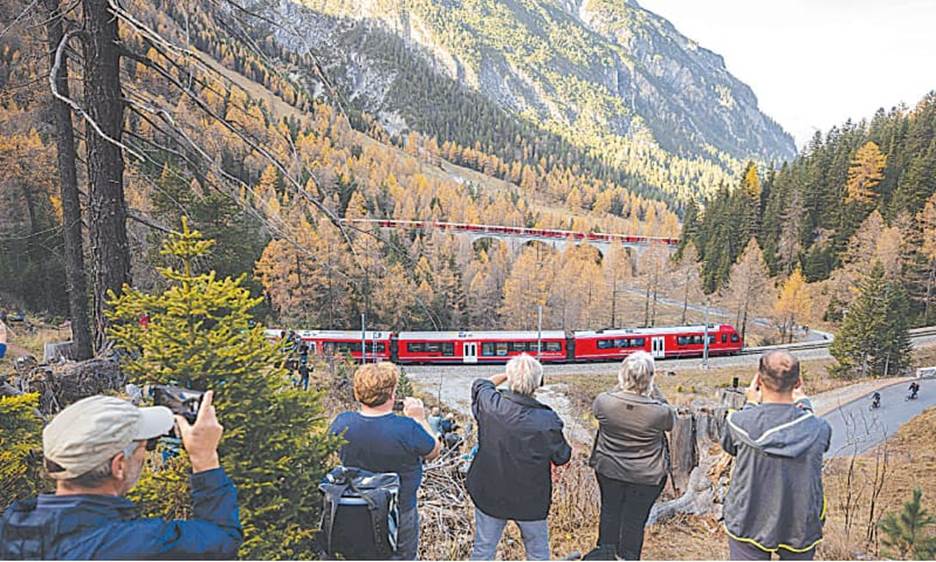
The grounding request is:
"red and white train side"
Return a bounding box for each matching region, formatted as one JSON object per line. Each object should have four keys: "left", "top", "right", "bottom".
{"left": 265, "top": 329, "right": 393, "bottom": 362}
{"left": 396, "top": 331, "right": 568, "bottom": 364}
{"left": 267, "top": 324, "right": 742, "bottom": 364}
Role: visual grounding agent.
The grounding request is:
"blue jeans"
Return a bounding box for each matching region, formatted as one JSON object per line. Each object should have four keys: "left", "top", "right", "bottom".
{"left": 470, "top": 508, "right": 550, "bottom": 560}
{"left": 392, "top": 507, "right": 419, "bottom": 560}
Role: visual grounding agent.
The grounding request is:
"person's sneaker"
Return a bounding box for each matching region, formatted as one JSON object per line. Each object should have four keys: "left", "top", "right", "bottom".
{"left": 582, "top": 545, "right": 619, "bottom": 560}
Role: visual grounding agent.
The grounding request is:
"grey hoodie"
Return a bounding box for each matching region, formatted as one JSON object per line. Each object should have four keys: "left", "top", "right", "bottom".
{"left": 721, "top": 399, "right": 831, "bottom": 553}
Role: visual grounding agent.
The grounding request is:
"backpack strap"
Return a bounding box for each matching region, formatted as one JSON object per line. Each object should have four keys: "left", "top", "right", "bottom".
{"left": 346, "top": 478, "right": 394, "bottom": 556}
{"left": 320, "top": 482, "right": 351, "bottom": 556}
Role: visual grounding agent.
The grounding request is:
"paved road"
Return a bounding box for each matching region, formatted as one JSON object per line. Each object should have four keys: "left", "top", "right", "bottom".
{"left": 824, "top": 381, "right": 936, "bottom": 457}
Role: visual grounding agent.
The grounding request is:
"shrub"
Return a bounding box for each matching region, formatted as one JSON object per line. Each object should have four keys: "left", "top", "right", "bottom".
{"left": 107, "top": 218, "right": 340, "bottom": 559}
{"left": 0, "top": 393, "right": 47, "bottom": 511}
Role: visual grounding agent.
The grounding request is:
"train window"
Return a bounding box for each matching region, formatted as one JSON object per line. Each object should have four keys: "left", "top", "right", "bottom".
{"left": 597, "top": 339, "right": 613, "bottom": 349}
{"left": 496, "top": 342, "right": 509, "bottom": 356}
{"left": 442, "top": 343, "right": 455, "bottom": 356}
{"left": 510, "top": 342, "right": 527, "bottom": 352}
{"left": 708, "top": 336, "right": 715, "bottom": 345}
{"left": 482, "top": 343, "right": 496, "bottom": 356}
{"left": 722, "top": 334, "right": 728, "bottom": 343}
{"left": 367, "top": 343, "right": 386, "bottom": 353}
{"left": 425, "top": 342, "right": 442, "bottom": 353}
{"left": 632, "top": 338, "right": 645, "bottom": 347}
{"left": 407, "top": 343, "right": 424, "bottom": 353}
{"left": 546, "top": 342, "right": 562, "bottom": 352}
{"left": 731, "top": 334, "right": 740, "bottom": 343}
{"left": 677, "top": 336, "right": 689, "bottom": 345}
{"left": 614, "top": 339, "right": 627, "bottom": 348}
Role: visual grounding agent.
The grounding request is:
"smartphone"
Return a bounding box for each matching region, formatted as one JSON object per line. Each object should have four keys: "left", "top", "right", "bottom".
{"left": 393, "top": 398, "right": 405, "bottom": 412}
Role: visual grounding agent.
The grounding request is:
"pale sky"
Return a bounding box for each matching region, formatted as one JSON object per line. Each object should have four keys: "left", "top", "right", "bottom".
{"left": 636, "top": 0, "right": 936, "bottom": 150}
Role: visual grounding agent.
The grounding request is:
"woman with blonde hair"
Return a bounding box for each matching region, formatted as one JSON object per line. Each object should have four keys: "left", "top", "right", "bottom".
{"left": 585, "top": 351, "right": 675, "bottom": 560}
{"left": 328, "top": 361, "right": 440, "bottom": 559}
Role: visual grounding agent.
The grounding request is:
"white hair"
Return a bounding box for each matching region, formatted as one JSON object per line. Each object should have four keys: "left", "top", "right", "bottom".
{"left": 58, "top": 441, "right": 139, "bottom": 487}
{"left": 506, "top": 353, "right": 544, "bottom": 396}
{"left": 618, "top": 351, "right": 655, "bottom": 396}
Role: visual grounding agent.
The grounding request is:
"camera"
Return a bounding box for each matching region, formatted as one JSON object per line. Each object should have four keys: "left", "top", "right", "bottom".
{"left": 152, "top": 384, "right": 204, "bottom": 425}
{"left": 393, "top": 398, "right": 405, "bottom": 412}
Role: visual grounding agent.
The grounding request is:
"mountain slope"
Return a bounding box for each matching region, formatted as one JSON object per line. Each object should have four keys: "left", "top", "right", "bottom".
{"left": 264, "top": 0, "right": 795, "bottom": 200}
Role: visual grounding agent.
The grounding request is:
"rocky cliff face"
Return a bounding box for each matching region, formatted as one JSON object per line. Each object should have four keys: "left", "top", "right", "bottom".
{"left": 267, "top": 0, "right": 795, "bottom": 196}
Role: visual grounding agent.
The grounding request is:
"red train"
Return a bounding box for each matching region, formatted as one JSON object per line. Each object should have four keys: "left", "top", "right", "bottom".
{"left": 266, "top": 324, "right": 742, "bottom": 364}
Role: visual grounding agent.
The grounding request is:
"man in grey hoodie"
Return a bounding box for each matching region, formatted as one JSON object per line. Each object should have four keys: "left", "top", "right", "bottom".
{"left": 721, "top": 350, "right": 832, "bottom": 560}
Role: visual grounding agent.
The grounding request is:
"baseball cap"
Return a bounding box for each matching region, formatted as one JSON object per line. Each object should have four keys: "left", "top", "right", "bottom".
{"left": 43, "top": 395, "right": 174, "bottom": 480}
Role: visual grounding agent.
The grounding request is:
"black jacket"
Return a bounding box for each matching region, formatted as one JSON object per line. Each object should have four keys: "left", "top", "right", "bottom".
{"left": 466, "top": 379, "right": 572, "bottom": 521}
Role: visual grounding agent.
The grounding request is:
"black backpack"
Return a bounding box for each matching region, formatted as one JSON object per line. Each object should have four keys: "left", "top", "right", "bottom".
{"left": 318, "top": 466, "right": 400, "bottom": 560}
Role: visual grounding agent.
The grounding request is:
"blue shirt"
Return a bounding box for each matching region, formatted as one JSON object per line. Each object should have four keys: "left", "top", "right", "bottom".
{"left": 0, "top": 343, "right": 6, "bottom": 359}
{"left": 0, "top": 468, "right": 242, "bottom": 559}
{"left": 329, "top": 412, "right": 436, "bottom": 510}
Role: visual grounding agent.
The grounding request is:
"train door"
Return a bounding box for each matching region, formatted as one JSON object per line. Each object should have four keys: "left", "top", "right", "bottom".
{"left": 650, "top": 336, "right": 665, "bottom": 359}
{"left": 463, "top": 342, "right": 478, "bottom": 364}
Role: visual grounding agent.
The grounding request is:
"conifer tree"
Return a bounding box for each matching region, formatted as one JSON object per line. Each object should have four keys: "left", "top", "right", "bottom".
{"left": 919, "top": 193, "right": 936, "bottom": 324}
{"left": 830, "top": 262, "right": 913, "bottom": 378}
{"left": 845, "top": 141, "right": 887, "bottom": 205}
{"left": 879, "top": 488, "right": 936, "bottom": 560}
{"left": 107, "top": 218, "right": 340, "bottom": 558}
{"left": 0, "top": 393, "right": 46, "bottom": 510}
{"left": 772, "top": 267, "right": 810, "bottom": 344}
{"left": 727, "top": 238, "right": 771, "bottom": 344}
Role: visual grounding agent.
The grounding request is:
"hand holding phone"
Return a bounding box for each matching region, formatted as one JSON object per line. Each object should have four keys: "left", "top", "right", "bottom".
{"left": 745, "top": 375, "right": 762, "bottom": 405}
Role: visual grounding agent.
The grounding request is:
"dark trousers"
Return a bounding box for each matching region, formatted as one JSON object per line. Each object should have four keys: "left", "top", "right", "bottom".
{"left": 728, "top": 537, "right": 815, "bottom": 560}
{"left": 595, "top": 472, "right": 665, "bottom": 560}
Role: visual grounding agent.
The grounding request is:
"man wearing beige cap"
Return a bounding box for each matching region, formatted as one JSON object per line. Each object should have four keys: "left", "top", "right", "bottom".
{"left": 0, "top": 390, "right": 243, "bottom": 559}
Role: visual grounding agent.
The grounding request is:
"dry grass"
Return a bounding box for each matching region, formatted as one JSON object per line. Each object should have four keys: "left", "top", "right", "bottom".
{"left": 0, "top": 320, "right": 71, "bottom": 369}
{"left": 820, "top": 407, "right": 936, "bottom": 560}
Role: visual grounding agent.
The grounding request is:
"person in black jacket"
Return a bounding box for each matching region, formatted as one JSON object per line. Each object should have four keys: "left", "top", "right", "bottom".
{"left": 467, "top": 353, "right": 572, "bottom": 560}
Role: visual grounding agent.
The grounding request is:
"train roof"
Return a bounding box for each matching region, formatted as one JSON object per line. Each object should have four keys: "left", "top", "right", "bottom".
{"left": 265, "top": 329, "right": 391, "bottom": 339}
{"left": 574, "top": 324, "right": 729, "bottom": 337}
{"left": 398, "top": 330, "right": 566, "bottom": 340}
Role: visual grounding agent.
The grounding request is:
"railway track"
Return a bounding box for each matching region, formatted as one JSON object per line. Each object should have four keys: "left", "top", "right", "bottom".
{"left": 403, "top": 325, "right": 936, "bottom": 377}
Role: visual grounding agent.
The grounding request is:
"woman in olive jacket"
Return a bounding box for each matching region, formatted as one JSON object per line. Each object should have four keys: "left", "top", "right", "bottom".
{"left": 586, "top": 351, "right": 675, "bottom": 560}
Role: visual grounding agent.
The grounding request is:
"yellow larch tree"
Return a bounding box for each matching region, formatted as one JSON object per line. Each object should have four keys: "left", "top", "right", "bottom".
{"left": 773, "top": 267, "right": 812, "bottom": 344}
{"left": 845, "top": 141, "right": 887, "bottom": 205}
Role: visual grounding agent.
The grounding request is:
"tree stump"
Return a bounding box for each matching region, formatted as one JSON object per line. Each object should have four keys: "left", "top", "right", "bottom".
{"left": 669, "top": 412, "right": 698, "bottom": 494}
{"left": 44, "top": 340, "right": 76, "bottom": 363}
{"left": 7, "top": 357, "right": 125, "bottom": 414}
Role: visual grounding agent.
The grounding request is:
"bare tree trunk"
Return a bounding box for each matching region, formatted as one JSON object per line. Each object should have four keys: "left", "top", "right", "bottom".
{"left": 681, "top": 269, "right": 689, "bottom": 324}
{"left": 644, "top": 282, "right": 651, "bottom": 327}
{"left": 925, "top": 263, "right": 935, "bottom": 324}
{"left": 83, "top": 0, "right": 130, "bottom": 351}
{"left": 45, "top": 0, "right": 93, "bottom": 360}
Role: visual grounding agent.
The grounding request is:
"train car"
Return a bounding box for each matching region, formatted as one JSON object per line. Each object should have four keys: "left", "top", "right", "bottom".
{"left": 573, "top": 324, "right": 742, "bottom": 361}
{"left": 396, "top": 331, "right": 568, "bottom": 364}
{"left": 266, "top": 329, "right": 392, "bottom": 362}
